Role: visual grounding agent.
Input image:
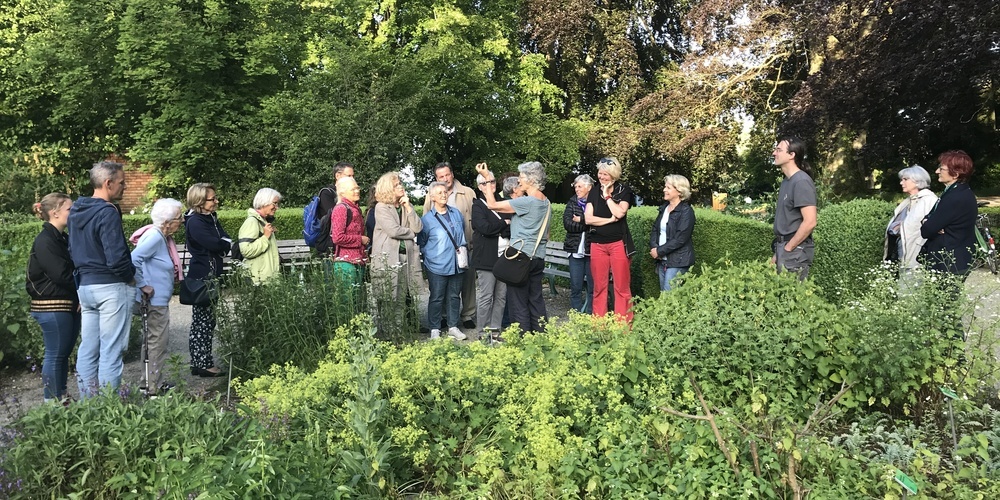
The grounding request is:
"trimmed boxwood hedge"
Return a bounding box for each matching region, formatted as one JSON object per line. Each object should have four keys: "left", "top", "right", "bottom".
{"left": 811, "top": 199, "right": 895, "bottom": 301}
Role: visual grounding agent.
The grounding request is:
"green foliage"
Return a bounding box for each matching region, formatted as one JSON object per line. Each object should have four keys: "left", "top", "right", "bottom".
{"left": 841, "top": 265, "right": 966, "bottom": 412}
{"left": 633, "top": 261, "right": 849, "bottom": 422}
{"left": 215, "top": 263, "right": 387, "bottom": 378}
{"left": 0, "top": 145, "right": 86, "bottom": 214}
{"left": 1, "top": 257, "right": 994, "bottom": 496}
{"left": 0, "top": 390, "right": 337, "bottom": 498}
{"left": 633, "top": 261, "right": 965, "bottom": 419}
{"left": 812, "top": 198, "right": 895, "bottom": 303}
{"left": 0, "top": 235, "right": 42, "bottom": 368}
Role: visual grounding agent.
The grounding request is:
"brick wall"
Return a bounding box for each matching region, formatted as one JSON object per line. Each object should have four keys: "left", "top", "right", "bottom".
{"left": 105, "top": 154, "right": 155, "bottom": 212}
{"left": 121, "top": 169, "right": 154, "bottom": 211}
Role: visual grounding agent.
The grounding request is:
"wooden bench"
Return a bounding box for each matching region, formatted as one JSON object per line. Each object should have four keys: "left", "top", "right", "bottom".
{"left": 543, "top": 241, "right": 605, "bottom": 310}
{"left": 176, "top": 238, "right": 315, "bottom": 274}
{"left": 543, "top": 241, "right": 572, "bottom": 296}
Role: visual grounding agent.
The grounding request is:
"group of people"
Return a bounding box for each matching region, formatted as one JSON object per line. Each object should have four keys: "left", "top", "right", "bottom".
{"left": 23, "top": 142, "right": 981, "bottom": 402}
{"left": 884, "top": 149, "right": 981, "bottom": 279}
{"left": 25, "top": 162, "right": 241, "bottom": 402}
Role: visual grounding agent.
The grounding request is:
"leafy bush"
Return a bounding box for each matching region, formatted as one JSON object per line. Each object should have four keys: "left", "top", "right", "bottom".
{"left": 633, "top": 261, "right": 852, "bottom": 423}
{"left": 238, "top": 313, "right": 682, "bottom": 497}
{"left": 215, "top": 263, "right": 405, "bottom": 378}
{"left": 0, "top": 390, "right": 337, "bottom": 498}
{"left": 0, "top": 242, "right": 42, "bottom": 369}
{"left": 811, "top": 198, "right": 895, "bottom": 303}
{"left": 635, "top": 261, "right": 966, "bottom": 416}
{"left": 841, "top": 265, "right": 967, "bottom": 413}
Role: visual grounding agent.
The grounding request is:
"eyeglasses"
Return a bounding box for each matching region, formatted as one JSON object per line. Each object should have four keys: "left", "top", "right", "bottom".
{"left": 206, "top": 197, "right": 217, "bottom": 202}
{"left": 773, "top": 148, "right": 788, "bottom": 153}
{"left": 478, "top": 180, "right": 496, "bottom": 186}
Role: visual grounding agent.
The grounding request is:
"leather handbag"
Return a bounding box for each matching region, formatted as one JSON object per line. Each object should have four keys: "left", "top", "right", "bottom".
{"left": 179, "top": 278, "right": 218, "bottom": 306}
{"left": 492, "top": 203, "right": 550, "bottom": 285}
{"left": 493, "top": 243, "right": 532, "bottom": 285}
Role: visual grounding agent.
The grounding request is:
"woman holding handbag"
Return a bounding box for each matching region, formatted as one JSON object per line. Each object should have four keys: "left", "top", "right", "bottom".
{"left": 476, "top": 161, "right": 551, "bottom": 335}
{"left": 472, "top": 172, "right": 512, "bottom": 340}
{"left": 418, "top": 182, "right": 468, "bottom": 341}
{"left": 183, "top": 183, "right": 230, "bottom": 378}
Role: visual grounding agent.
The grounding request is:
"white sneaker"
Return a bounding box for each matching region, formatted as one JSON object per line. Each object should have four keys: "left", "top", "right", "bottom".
{"left": 430, "top": 329, "right": 441, "bottom": 339}
{"left": 448, "top": 327, "right": 467, "bottom": 341}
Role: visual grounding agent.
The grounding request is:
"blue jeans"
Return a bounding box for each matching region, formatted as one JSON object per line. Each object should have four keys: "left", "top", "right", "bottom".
{"left": 568, "top": 256, "right": 593, "bottom": 314}
{"left": 76, "top": 283, "right": 133, "bottom": 398}
{"left": 31, "top": 311, "right": 79, "bottom": 400}
{"left": 427, "top": 272, "right": 463, "bottom": 330}
{"left": 656, "top": 262, "right": 689, "bottom": 292}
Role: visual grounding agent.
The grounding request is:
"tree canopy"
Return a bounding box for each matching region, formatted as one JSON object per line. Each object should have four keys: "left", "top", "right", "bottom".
{"left": 0, "top": 0, "right": 996, "bottom": 208}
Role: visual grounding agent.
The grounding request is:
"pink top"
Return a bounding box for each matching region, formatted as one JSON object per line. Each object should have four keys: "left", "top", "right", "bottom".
{"left": 330, "top": 199, "right": 367, "bottom": 265}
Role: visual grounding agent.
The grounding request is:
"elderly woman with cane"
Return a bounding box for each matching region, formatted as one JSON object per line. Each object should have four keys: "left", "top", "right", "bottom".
{"left": 130, "top": 198, "right": 184, "bottom": 395}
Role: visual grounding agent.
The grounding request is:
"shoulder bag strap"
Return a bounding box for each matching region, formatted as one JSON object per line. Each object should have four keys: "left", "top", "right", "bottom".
{"left": 433, "top": 211, "right": 461, "bottom": 250}
{"left": 528, "top": 202, "right": 551, "bottom": 259}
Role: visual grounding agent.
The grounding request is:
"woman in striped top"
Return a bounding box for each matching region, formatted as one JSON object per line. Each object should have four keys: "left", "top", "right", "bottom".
{"left": 25, "top": 192, "right": 79, "bottom": 403}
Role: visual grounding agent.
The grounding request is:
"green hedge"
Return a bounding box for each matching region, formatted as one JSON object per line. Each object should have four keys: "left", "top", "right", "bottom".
{"left": 811, "top": 199, "right": 895, "bottom": 302}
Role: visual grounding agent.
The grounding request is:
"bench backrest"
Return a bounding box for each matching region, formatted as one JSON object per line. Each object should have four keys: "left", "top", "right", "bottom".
{"left": 176, "top": 238, "right": 314, "bottom": 274}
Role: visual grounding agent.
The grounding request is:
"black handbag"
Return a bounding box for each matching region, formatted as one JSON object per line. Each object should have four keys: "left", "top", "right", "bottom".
{"left": 179, "top": 278, "right": 218, "bottom": 306}
{"left": 492, "top": 203, "right": 550, "bottom": 286}
{"left": 493, "top": 244, "right": 531, "bottom": 285}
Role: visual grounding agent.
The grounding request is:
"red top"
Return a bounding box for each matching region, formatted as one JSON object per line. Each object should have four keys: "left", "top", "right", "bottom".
{"left": 330, "top": 199, "right": 366, "bottom": 265}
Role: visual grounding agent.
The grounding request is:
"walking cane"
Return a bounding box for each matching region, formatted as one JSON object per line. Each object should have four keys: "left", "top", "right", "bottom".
{"left": 139, "top": 296, "right": 151, "bottom": 396}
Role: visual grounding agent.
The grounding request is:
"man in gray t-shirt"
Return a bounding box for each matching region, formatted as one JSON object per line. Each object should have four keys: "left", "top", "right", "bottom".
{"left": 771, "top": 137, "right": 817, "bottom": 280}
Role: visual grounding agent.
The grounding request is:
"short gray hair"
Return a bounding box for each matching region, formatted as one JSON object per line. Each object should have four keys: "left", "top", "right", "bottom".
{"left": 252, "top": 188, "right": 282, "bottom": 210}
{"left": 517, "top": 161, "right": 546, "bottom": 190}
{"left": 899, "top": 165, "right": 931, "bottom": 190}
{"left": 90, "top": 161, "right": 124, "bottom": 188}
{"left": 573, "top": 174, "right": 595, "bottom": 188}
{"left": 427, "top": 181, "right": 448, "bottom": 197}
{"left": 502, "top": 177, "right": 520, "bottom": 197}
{"left": 150, "top": 198, "right": 183, "bottom": 226}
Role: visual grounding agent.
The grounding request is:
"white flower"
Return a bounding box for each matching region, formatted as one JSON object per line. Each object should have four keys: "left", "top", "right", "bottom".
{"left": 129, "top": 209, "right": 135, "bottom": 215}
{"left": 744, "top": 196, "right": 753, "bottom": 204}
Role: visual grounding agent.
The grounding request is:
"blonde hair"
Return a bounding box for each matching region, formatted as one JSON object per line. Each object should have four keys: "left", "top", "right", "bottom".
{"left": 664, "top": 174, "right": 692, "bottom": 201}
{"left": 186, "top": 183, "right": 216, "bottom": 212}
{"left": 375, "top": 172, "right": 402, "bottom": 205}
{"left": 596, "top": 157, "right": 622, "bottom": 181}
{"left": 33, "top": 193, "right": 71, "bottom": 222}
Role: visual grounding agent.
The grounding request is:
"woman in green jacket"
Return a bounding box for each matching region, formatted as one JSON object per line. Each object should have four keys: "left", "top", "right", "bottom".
{"left": 240, "top": 188, "right": 282, "bottom": 284}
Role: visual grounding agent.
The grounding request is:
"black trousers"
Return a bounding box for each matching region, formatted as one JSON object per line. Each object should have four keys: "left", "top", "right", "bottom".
{"left": 505, "top": 258, "right": 546, "bottom": 334}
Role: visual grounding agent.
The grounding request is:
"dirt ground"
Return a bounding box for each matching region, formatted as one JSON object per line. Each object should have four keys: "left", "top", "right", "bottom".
{"left": 0, "top": 281, "right": 574, "bottom": 425}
